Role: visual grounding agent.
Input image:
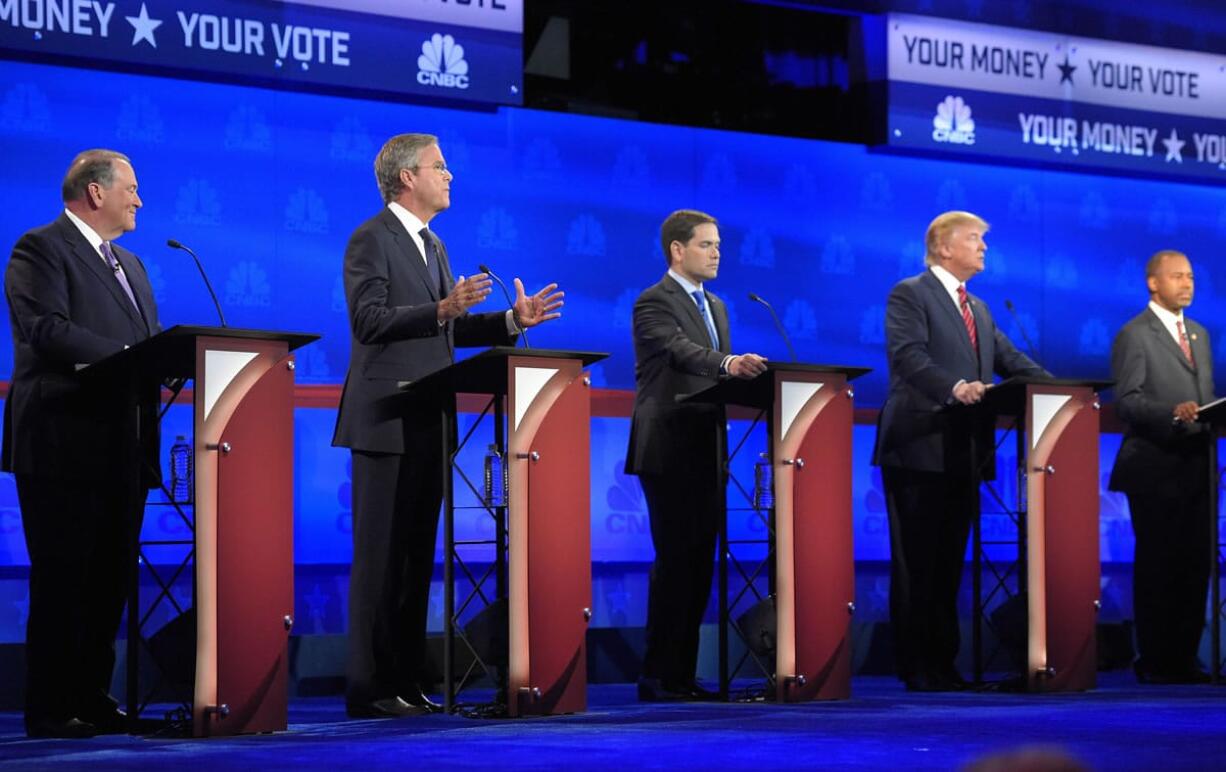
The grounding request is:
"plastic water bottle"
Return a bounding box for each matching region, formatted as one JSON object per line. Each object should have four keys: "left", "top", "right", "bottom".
{"left": 170, "top": 435, "right": 193, "bottom": 504}
{"left": 483, "top": 444, "right": 506, "bottom": 507}
{"left": 753, "top": 452, "right": 773, "bottom": 511}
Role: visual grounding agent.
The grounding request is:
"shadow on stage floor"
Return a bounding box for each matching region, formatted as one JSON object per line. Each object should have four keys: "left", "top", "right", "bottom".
{"left": 1, "top": 673, "right": 1223, "bottom": 770}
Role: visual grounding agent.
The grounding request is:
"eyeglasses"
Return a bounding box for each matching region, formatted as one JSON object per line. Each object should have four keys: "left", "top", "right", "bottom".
{"left": 411, "top": 161, "right": 452, "bottom": 177}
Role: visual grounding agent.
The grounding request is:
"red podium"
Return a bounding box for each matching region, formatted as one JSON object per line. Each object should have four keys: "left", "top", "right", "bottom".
{"left": 86, "top": 325, "right": 317, "bottom": 736}
{"left": 688, "top": 362, "right": 868, "bottom": 702}
{"left": 403, "top": 347, "right": 605, "bottom": 716}
{"left": 977, "top": 377, "right": 1108, "bottom": 692}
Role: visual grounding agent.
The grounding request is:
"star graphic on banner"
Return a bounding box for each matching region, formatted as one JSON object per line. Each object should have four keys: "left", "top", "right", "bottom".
{"left": 1162, "top": 128, "right": 1186, "bottom": 163}
{"left": 126, "top": 3, "right": 163, "bottom": 48}
{"left": 1057, "top": 55, "right": 1077, "bottom": 85}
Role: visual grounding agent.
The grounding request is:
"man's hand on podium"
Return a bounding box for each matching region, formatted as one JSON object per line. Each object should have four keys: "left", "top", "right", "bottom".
{"left": 952, "top": 380, "right": 987, "bottom": 405}
{"left": 728, "top": 353, "right": 768, "bottom": 379}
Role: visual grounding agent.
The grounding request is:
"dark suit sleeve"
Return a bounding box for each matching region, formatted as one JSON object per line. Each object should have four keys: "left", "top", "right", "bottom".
{"left": 5, "top": 231, "right": 126, "bottom": 365}
{"left": 633, "top": 289, "right": 725, "bottom": 378}
{"left": 1112, "top": 323, "right": 1188, "bottom": 442}
{"left": 344, "top": 225, "right": 441, "bottom": 346}
{"left": 884, "top": 280, "right": 962, "bottom": 404}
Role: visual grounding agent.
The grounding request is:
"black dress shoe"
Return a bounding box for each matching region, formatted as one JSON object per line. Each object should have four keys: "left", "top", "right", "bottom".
{"left": 81, "top": 706, "right": 128, "bottom": 734}
{"left": 346, "top": 696, "right": 429, "bottom": 719}
{"left": 402, "top": 686, "right": 443, "bottom": 713}
{"left": 636, "top": 677, "right": 693, "bottom": 702}
{"left": 26, "top": 717, "right": 99, "bottom": 739}
{"left": 677, "top": 679, "right": 721, "bottom": 701}
{"left": 904, "top": 671, "right": 962, "bottom": 692}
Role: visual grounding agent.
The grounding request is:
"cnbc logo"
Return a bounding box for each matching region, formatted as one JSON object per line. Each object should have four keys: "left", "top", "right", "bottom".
{"left": 417, "top": 33, "right": 470, "bottom": 90}
{"left": 932, "top": 95, "right": 975, "bottom": 145}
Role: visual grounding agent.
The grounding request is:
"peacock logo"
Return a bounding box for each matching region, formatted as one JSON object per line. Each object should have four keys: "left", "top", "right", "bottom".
{"left": 417, "top": 33, "right": 470, "bottom": 90}
{"left": 932, "top": 95, "right": 975, "bottom": 145}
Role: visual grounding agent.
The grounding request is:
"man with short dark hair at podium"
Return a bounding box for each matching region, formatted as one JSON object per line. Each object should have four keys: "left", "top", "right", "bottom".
{"left": 3, "top": 149, "right": 161, "bottom": 737}
{"left": 333, "top": 133, "right": 563, "bottom": 719}
{"left": 873, "top": 210, "right": 1046, "bottom": 692}
{"left": 1109, "top": 249, "right": 1214, "bottom": 685}
{"left": 626, "top": 209, "right": 767, "bottom": 702}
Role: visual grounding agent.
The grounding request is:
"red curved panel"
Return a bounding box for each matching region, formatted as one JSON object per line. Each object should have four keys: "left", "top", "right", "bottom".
{"left": 789, "top": 380, "right": 854, "bottom": 701}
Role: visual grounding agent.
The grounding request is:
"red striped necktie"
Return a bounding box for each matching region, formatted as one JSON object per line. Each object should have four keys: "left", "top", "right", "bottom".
{"left": 957, "top": 284, "right": 978, "bottom": 354}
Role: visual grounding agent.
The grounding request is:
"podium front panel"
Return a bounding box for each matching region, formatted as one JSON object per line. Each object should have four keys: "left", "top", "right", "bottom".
{"left": 507, "top": 357, "right": 590, "bottom": 716}
{"left": 1025, "top": 385, "right": 1100, "bottom": 692}
{"left": 773, "top": 372, "right": 854, "bottom": 701}
{"left": 192, "top": 338, "right": 294, "bottom": 736}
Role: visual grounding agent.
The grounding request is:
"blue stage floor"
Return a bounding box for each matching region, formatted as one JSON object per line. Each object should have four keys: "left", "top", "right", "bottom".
{"left": 1, "top": 674, "right": 1223, "bottom": 770}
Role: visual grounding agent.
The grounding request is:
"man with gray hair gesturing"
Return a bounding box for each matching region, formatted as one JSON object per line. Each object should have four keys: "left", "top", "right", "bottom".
{"left": 333, "top": 134, "right": 564, "bottom": 718}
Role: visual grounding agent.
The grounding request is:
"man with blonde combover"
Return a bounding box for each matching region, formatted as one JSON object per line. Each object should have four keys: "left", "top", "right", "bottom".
{"left": 873, "top": 211, "right": 1047, "bottom": 692}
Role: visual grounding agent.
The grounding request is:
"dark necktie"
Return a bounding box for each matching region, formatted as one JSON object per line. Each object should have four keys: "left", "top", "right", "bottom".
{"left": 957, "top": 284, "right": 978, "bottom": 354}
{"left": 691, "top": 290, "right": 719, "bottom": 348}
{"left": 418, "top": 227, "right": 444, "bottom": 295}
{"left": 99, "top": 241, "right": 142, "bottom": 316}
{"left": 1176, "top": 320, "right": 1195, "bottom": 367}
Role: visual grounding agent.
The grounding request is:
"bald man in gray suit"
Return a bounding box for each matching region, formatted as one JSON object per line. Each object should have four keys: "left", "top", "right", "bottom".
{"left": 1109, "top": 249, "right": 1215, "bottom": 685}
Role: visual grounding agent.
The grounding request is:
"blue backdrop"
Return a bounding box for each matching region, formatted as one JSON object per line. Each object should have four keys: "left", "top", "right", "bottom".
{"left": 0, "top": 58, "right": 1223, "bottom": 577}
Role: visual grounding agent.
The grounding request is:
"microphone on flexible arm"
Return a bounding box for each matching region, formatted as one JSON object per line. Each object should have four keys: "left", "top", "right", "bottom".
{"left": 748, "top": 292, "right": 796, "bottom": 362}
{"left": 1003, "top": 299, "right": 1041, "bottom": 364}
{"left": 479, "top": 263, "right": 530, "bottom": 348}
{"left": 167, "top": 239, "right": 227, "bottom": 327}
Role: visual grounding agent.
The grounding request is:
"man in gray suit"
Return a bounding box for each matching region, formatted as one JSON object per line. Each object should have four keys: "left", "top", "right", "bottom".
{"left": 332, "top": 134, "right": 563, "bottom": 717}
{"left": 1109, "top": 249, "right": 1214, "bottom": 684}
{"left": 625, "top": 209, "right": 766, "bottom": 701}
{"left": 873, "top": 211, "right": 1047, "bottom": 691}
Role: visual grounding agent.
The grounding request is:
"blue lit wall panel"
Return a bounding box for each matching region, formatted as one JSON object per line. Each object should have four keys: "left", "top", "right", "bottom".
{"left": 2, "top": 58, "right": 1225, "bottom": 584}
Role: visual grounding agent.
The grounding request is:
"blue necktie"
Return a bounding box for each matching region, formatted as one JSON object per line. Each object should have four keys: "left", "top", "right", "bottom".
{"left": 418, "top": 227, "right": 444, "bottom": 295}
{"left": 691, "top": 290, "right": 719, "bottom": 348}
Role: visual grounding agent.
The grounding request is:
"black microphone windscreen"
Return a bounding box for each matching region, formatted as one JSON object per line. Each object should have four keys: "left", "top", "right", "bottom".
{"left": 166, "top": 239, "right": 182, "bottom": 249}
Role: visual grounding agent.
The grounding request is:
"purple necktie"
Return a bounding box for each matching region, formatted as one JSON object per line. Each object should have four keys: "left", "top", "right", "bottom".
{"left": 99, "top": 241, "right": 142, "bottom": 316}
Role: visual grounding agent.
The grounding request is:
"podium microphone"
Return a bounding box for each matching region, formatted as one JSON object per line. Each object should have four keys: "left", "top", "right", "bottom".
{"left": 1004, "top": 299, "right": 1040, "bottom": 363}
{"left": 478, "top": 263, "right": 529, "bottom": 348}
{"left": 748, "top": 292, "right": 796, "bottom": 362}
{"left": 167, "top": 239, "right": 227, "bottom": 328}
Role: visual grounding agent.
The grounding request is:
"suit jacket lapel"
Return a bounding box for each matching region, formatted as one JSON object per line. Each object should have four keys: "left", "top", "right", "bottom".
{"left": 111, "top": 244, "right": 154, "bottom": 335}
{"left": 662, "top": 276, "right": 715, "bottom": 348}
{"left": 709, "top": 293, "right": 731, "bottom": 354}
{"left": 58, "top": 217, "right": 146, "bottom": 330}
{"left": 379, "top": 209, "right": 438, "bottom": 302}
{"left": 920, "top": 270, "right": 977, "bottom": 359}
{"left": 1145, "top": 310, "right": 1196, "bottom": 374}
{"left": 968, "top": 293, "right": 992, "bottom": 379}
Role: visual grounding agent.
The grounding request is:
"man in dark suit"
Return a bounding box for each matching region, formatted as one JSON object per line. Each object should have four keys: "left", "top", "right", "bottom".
{"left": 873, "top": 211, "right": 1047, "bottom": 692}
{"left": 625, "top": 209, "right": 767, "bottom": 701}
{"left": 333, "top": 133, "right": 563, "bottom": 718}
{"left": 3, "top": 149, "right": 160, "bottom": 737}
{"left": 1109, "top": 249, "right": 1214, "bottom": 685}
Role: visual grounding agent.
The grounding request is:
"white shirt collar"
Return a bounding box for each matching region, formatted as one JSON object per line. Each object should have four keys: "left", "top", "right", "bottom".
{"left": 1148, "top": 299, "right": 1190, "bottom": 347}
{"left": 63, "top": 208, "right": 105, "bottom": 256}
{"left": 667, "top": 269, "right": 703, "bottom": 297}
{"left": 1147, "top": 300, "right": 1185, "bottom": 327}
{"left": 929, "top": 264, "right": 965, "bottom": 307}
{"left": 387, "top": 202, "right": 433, "bottom": 265}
